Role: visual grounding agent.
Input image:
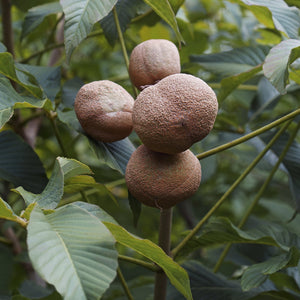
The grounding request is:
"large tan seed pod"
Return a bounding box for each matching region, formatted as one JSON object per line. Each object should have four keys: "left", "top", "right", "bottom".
{"left": 132, "top": 73, "right": 218, "bottom": 154}
{"left": 74, "top": 80, "right": 134, "bottom": 142}
{"left": 129, "top": 39, "right": 181, "bottom": 90}
{"left": 125, "top": 145, "right": 201, "bottom": 209}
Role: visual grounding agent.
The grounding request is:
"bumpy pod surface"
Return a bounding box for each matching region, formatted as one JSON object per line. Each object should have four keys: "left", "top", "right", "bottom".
{"left": 129, "top": 39, "right": 181, "bottom": 90}
{"left": 133, "top": 73, "right": 218, "bottom": 154}
{"left": 125, "top": 145, "right": 201, "bottom": 209}
{"left": 74, "top": 80, "right": 134, "bottom": 142}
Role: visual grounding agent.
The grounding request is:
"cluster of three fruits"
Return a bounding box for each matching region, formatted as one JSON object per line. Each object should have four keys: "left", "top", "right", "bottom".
{"left": 74, "top": 39, "right": 218, "bottom": 210}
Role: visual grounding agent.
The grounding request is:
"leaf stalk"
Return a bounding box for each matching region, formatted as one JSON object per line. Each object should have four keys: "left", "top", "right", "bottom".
{"left": 197, "top": 108, "right": 300, "bottom": 160}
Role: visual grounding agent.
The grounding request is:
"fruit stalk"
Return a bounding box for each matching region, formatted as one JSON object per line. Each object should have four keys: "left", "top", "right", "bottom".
{"left": 154, "top": 207, "right": 173, "bottom": 300}
{"left": 112, "top": 6, "right": 138, "bottom": 98}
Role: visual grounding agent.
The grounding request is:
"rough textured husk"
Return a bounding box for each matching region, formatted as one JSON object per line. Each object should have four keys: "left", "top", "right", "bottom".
{"left": 129, "top": 39, "right": 181, "bottom": 90}
{"left": 74, "top": 80, "right": 134, "bottom": 142}
{"left": 133, "top": 73, "right": 218, "bottom": 154}
{"left": 125, "top": 145, "right": 201, "bottom": 209}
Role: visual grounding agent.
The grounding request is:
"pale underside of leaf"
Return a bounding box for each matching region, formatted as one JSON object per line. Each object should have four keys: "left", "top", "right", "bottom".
{"left": 60, "top": 0, "right": 118, "bottom": 60}
{"left": 27, "top": 205, "right": 118, "bottom": 300}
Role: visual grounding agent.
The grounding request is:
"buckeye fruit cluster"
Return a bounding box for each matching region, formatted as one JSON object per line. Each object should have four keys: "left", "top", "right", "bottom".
{"left": 74, "top": 39, "right": 218, "bottom": 210}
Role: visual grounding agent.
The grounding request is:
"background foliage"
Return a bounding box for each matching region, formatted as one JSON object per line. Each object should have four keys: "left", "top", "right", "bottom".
{"left": 0, "top": 0, "right": 300, "bottom": 299}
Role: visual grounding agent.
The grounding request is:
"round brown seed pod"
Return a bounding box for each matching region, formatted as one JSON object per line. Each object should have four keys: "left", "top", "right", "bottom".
{"left": 129, "top": 39, "right": 181, "bottom": 90}
{"left": 132, "top": 73, "right": 218, "bottom": 154}
{"left": 74, "top": 80, "right": 134, "bottom": 142}
{"left": 125, "top": 145, "right": 201, "bottom": 209}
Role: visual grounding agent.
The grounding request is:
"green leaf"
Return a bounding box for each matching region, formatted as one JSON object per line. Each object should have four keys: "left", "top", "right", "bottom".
{"left": 71, "top": 201, "right": 118, "bottom": 224}
{"left": 228, "top": 0, "right": 300, "bottom": 38}
{"left": 0, "top": 42, "right": 6, "bottom": 52}
{"left": 27, "top": 204, "right": 118, "bottom": 300}
{"left": 0, "top": 53, "right": 44, "bottom": 98}
{"left": 91, "top": 138, "right": 136, "bottom": 174}
{"left": 0, "top": 107, "right": 13, "bottom": 129}
{"left": 179, "top": 217, "right": 300, "bottom": 258}
{"left": 218, "top": 65, "right": 262, "bottom": 102}
{"left": 168, "top": 260, "right": 260, "bottom": 300}
{"left": 0, "top": 76, "right": 48, "bottom": 109}
{"left": 261, "top": 131, "right": 300, "bottom": 209}
{"left": 0, "top": 130, "right": 48, "bottom": 193}
{"left": 0, "top": 244, "right": 14, "bottom": 296}
{"left": 0, "top": 76, "right": 50, "bottom": 128}
{"left": 191, "top": 46, "right": 269, "bottom": 78}
{"left": 128, "top": 191, "right": 141, "bottom": 227}
{"left": 263, "top": 39, "right": 300, "bottom": 94}
{"left": 58, "top": 157, "right": 93, "bottom": 180}
{"left": 20, "top": 203, "right": 37, "bottom": 221}
{"left": 143, "top": 0, "right": 183, "bottom": 45}
{"left": 60, "top": 0, "right": 118, "bottom": 60}
{"left": 14, "top": 157, "right": 93, "bottom": 209}
{"left": 21, "top": 2, "right": 63, "bottom": 39}
{"left": 16, "top": 64, "right": 61, "bottom": 101}
{"left": 104, "top": 222, "right": 193, "bottom": 300}
{"left": 0, "top": 197, "right": 27, "bottom": 226}
{"left": 100, "top": 0, "right": 144, "bottom": 46}
{"left": 241, "top": 247, "right": 300, "bottom": 291}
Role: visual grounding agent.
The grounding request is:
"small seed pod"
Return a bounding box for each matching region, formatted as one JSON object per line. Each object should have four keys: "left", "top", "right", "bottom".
{"left": 129, "top": 39, "right": 181, "bottom": 90}
{"left": 74, "top": 80, "right": 134, "bottom": 142}
{"left": 125, "top": 145, "right": 201, "bottom": 209}
{"left": 132, "top": 73, "right": 218, "bottom": 154}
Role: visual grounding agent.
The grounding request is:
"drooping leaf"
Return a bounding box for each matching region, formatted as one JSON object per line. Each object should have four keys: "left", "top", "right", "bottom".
{"left": 0, "top": 76, "right": 50, "bottom": 128}
{"left": 0, "top": 130, "right": 48, "bottom": 193}
{"left": 0, "top": 244, "right": 14, "bottom": 297}
{"left": 21, "top": 2, "right": 63, "bottom": 39}
{"left": 27, "top": 204, "right": 118, "bottom": 300}
{"left": 142, "top": 0, "right": 183, "bottom": 45}
{"left": 250, "top": 76, "right": 280, "bottom": 120}
{"left": 218, "top": 65, "right": 262, "bottom": 102}
{"left": 16, "top": 64, "right": 61, "bottom": 101}
{"left": 241, "top": 247, "right": 300, "bottom": 291}
{"left": 71, "top": 201, "right": 118, "bottom": 224}
{"left": 61, "top": 77, "right": 84, "bottom": 108}
{"left": 128, "top": 191, "right": 141, "bottom": 227}
{"left": 14, "top": 157, "right": 93, "bottom": 209}
{"left": 228, "top": 0, "right": 300, "bottom": 38}
{"left": 261, "top": 131, "right": 300, "bottom": 209}
{"left": 263, "top": 39, "right": 300, "bottom": 94}
{"left": 177, "top": 217, "right": 300, "bottom": 258}
{"left": 104, "top": 222, "right": 193, "bottom": 300}
{"left": 0, "top": 197, "right": 27, "bottom": 226}
{"left": 60, "top": 0, "right": 118, "bottom": 60}
{"left": 168, "top": 260, "right": 261, "bottom": 300}
{"left": 100, "top": 0, "right": 144, "bottom": 46}
{"left": 0, "top": 52, "right": 44, "bottom": 98}
{"left": 190, "top": 46, "right": 269, "bottom": 78}
{"left": 58, "top": 157, "right": 93, "bottom": 180}
{"left": 91, "top": 138, "right": 136, "bottom": 175}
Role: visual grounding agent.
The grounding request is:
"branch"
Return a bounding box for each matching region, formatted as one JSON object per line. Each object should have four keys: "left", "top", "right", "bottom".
{"left": 197, "top": 108, "right": 300, "bottom": 160}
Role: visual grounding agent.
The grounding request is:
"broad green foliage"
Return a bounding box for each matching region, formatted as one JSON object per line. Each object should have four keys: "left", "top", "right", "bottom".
{"left": 21, "top": 2, "right": 63, "bottom": 39}
{"left": 0, "top": 0, "right": 300, "bottom": 299}
{"left": 0, "top": 197, "right": 26, "bottom": 226}
{"left": 104, "top": 222, "right": 193, "bottom": 300}
{"left": 14, "top": 157, "right": 93, "bottom": 209}
{"left": 27, "top": 204, "right": 118, "bottom": 300}
{"left": 60, "top": 0, "right": 118, "bottom": 60}
{"left": 263, "top": 39, "right": 300, "bottom": 94}
{"left": 0, "top": 130, "right": 48, "bottom": 192}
